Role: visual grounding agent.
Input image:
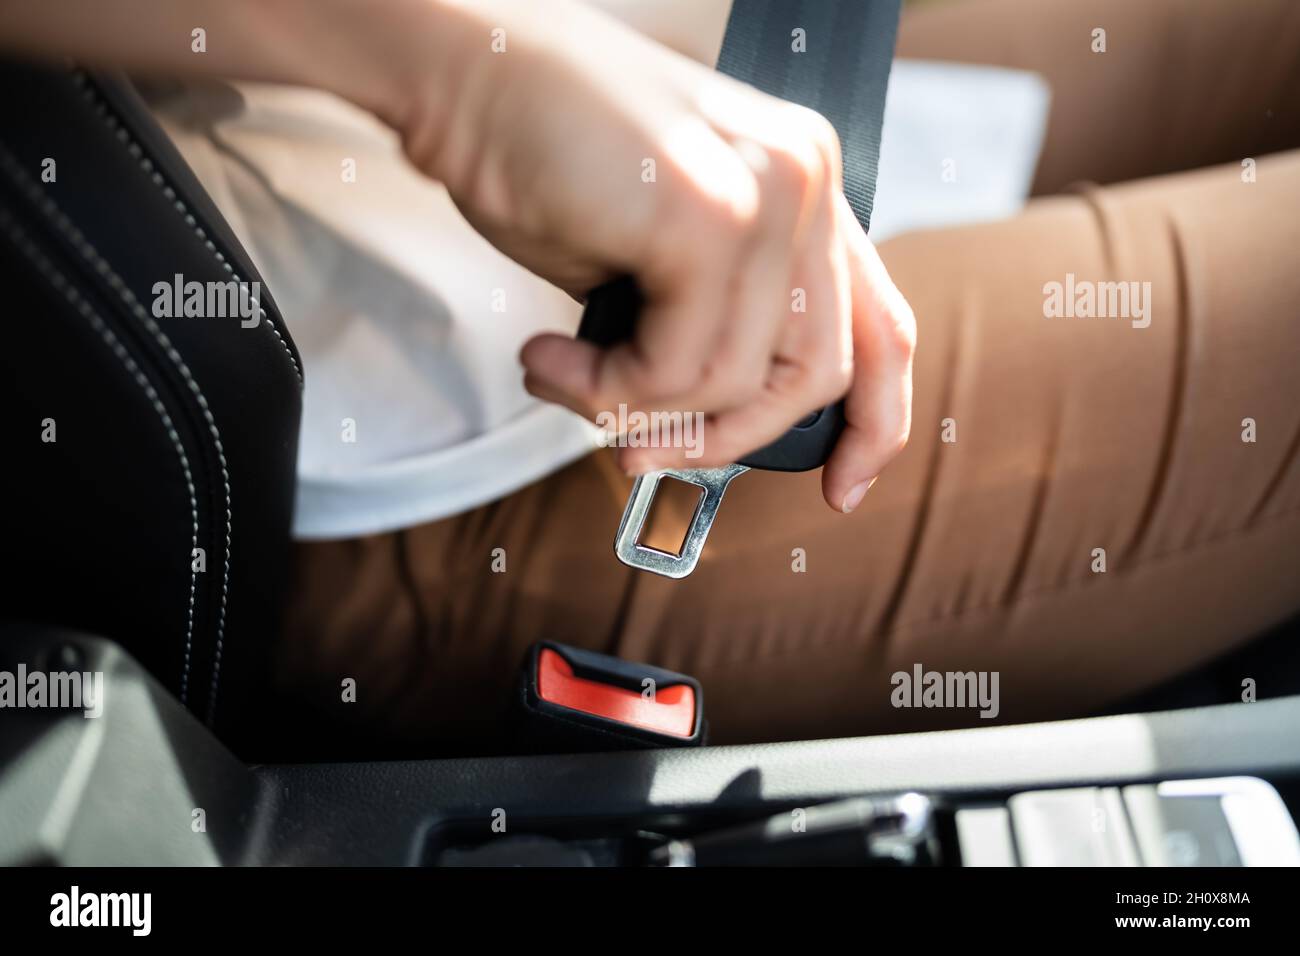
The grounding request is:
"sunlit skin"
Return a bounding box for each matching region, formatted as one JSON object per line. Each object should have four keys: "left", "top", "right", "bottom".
{"left": 0, "top": 0, "right": 915, "bottom": 512}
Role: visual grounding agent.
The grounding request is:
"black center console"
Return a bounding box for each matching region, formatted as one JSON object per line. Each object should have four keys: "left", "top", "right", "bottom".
{"left": 3, "top": 625, "right": 1299, "bottom": 867}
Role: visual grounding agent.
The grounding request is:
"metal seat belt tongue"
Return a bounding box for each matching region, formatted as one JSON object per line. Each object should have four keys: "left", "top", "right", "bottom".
{"left": 578, "top": 0, "right": 901, "bottom": 578}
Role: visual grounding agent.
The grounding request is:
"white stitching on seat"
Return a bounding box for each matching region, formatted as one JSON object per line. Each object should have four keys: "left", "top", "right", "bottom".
{"left": 0, "top": 208, "right": 201, "bottom": 704}
{"left": 71, "top": 70, "right": 304, "bottom": 388}
{"left": 0, "top": 145, "right": 232, "bottom": 725}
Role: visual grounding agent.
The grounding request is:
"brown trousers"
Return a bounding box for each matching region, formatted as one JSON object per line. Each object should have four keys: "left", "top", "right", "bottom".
{"left": 280, "top": 0, "right": 1300, "bottom": 749}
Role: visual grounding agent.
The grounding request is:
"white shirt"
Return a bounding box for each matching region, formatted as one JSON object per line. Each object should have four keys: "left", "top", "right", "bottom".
{"left": 148, "top": 80, "right": 602, "bottom": 538}
{"left": 146, "top": 22, "right": 1047, "bottom": 540}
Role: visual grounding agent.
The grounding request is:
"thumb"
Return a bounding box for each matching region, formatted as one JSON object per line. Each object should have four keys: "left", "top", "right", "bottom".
{"left": 821, "top": 212, "right": 916, "bottom": 512}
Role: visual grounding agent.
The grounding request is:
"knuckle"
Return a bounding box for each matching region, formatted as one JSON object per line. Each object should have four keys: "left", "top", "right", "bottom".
{"left": 888, "top": 414, "right": 912, "bottom": 457}
{"left": 688, "top": 180, "right": 760, "bottom": 241}
{"left": 829, "top": 359, "right": 854, "bottom": 400}
{"left": 764, "top": 139, "right": 819, "bottom": 200}
{"left": 795, "top": 107, "right": 842, "bottom": 179}
{"left": 872, "top": 413, "right": 911, "bottom": 464}
{"left": 888, "top": 300, "right": 918, "bottom": 359}
{"left": 815, "top": 121, "right": 843, "bottom": 179}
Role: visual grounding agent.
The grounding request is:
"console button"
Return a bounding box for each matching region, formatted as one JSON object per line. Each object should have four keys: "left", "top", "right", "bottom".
{"left": 1008, "top": 787, "right": 1139, "bottom": 866}
{"left": 955, "top": 806, "right": 1017, "bottom": 867}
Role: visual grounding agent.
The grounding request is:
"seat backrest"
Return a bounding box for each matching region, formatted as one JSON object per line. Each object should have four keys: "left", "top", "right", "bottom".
{"left": 0, "top": 62, "right": 303, "bottom": 755}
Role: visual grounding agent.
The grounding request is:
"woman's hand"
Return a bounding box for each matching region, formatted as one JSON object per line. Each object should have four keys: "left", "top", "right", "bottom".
{"left": 0, "top": 0, "right": 915, "bottom": 512}
{"left": 398, "top": 0, "right": 914, "bottom": 511}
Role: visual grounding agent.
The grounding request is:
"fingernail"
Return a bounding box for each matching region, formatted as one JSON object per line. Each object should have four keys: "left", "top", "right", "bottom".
{"left": 841, "top": 478, "right": 874, "bottom": 514}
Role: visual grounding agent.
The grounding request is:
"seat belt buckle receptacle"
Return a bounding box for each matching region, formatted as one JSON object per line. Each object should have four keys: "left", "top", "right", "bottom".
{"left": 517, "top": 641, "right": 706, "bottom": 751}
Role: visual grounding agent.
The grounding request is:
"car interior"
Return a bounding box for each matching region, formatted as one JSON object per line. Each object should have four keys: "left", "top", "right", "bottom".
{"left": 3, "top": 30, "right": 1300, "bottom": 871}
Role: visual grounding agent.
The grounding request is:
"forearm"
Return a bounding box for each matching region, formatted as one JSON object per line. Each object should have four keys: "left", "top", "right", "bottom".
{"left": 0, "top": 0, "right": 734, "bottom": 173}
{"left": 0, "top": 0, "right": 432, "bottom": 127}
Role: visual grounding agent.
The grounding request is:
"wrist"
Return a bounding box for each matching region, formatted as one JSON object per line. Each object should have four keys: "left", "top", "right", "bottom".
{"left": 384, "top": 0, "right": 529, "bottom": 192}
{"left": 263, "top": 0, "right": 458, "bottom": 134}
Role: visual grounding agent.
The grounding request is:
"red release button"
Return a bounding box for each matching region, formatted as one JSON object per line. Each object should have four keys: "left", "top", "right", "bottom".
{"left": 536, "top": 648, "right": 696, "bottom": 738}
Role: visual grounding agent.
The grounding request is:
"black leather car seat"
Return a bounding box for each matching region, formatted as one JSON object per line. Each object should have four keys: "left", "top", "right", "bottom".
{"left": 0, "top": 61, "right": 303, "bottom": 756}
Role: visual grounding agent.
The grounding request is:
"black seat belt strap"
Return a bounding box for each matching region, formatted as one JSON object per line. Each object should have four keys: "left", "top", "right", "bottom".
{"left": 580, "top": 0, "right": 902, "bottom": 577}
{"left": 716, "top": 0, "right": 900, "bottom": 234}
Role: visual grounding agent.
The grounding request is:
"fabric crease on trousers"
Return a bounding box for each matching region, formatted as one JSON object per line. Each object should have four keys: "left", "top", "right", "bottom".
{"left": 278, "top": 0, "right": 1300, "bottom": 751}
